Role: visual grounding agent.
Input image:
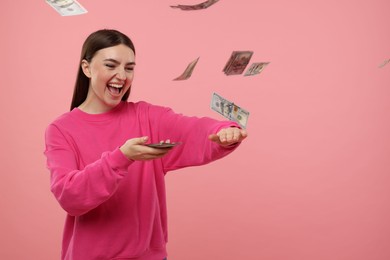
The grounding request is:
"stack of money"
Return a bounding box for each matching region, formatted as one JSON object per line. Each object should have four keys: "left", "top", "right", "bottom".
{"left": 46, "top": 0, "right": 87, "bottom": 16}
{"left": 211, "top": 93, "right": 249, "bottom": 128}
{"left": 171, "top": 0, "right": 219, "bottom": 11}
{"left": 223, "top": 51, "right": 254, "bottom": 75}
{"left": 173, "top": 57, "right": 200, "bottom": 81}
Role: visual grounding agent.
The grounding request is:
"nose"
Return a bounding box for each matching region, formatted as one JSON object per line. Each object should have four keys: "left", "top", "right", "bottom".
{"left": 116, "top": 69, "right": 126, "bottom": 80}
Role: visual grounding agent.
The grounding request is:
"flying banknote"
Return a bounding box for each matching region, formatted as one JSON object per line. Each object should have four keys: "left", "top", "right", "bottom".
{"left": 46, "top": 0, "right": 87, "bottom": 16}
{"left": 244, "top": 62, "right": 270, "bottom": 76}
{"left": 211, "top": 92, "right": 249, "bottom": 128}
{"left": 171, "top": 0, "right": 219, "bottom": 11}
{"left": 223, "top": 51, "right": 254, "bottom": 75}
{"left": 173, "top": 57, "right": 200, "bottom": 80}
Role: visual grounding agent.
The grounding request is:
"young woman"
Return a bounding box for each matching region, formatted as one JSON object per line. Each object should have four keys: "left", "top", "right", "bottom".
{"left": 44, "top": 29, "right": 247, "bottom": 260}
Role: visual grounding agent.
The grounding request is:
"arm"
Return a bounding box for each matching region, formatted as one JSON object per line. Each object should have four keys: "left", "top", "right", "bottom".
{"left": 149, "top": 106, "right": 247, "bottom": 171}
{"left": 44, "top": 124, "right": 133, "bottom": 216}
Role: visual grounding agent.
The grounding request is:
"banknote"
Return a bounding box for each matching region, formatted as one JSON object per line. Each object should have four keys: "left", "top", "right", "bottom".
{"left": 46, "top": 0, "right": 87, "bottom": 16}
{"left": 378, "top": 58, "right": 390, "bottom": 68}
{"left": 173, "top": 57, "right": 200, "bottom": 80}
{"left": 210, "top": 93, "right": 249, "bottom": 128}
{"left": 244, "top": 62, "right": 270, "bottom": 76}
{"left": 223, "top": 51, "right": 254, "bottom": 75}
{"left": 171, "top": 0, "right": 219, "bottom": 11}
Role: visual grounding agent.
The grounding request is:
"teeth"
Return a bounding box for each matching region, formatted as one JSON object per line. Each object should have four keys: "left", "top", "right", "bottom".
{"left": 108, "top": 83, "right": 123, "bottom": 89}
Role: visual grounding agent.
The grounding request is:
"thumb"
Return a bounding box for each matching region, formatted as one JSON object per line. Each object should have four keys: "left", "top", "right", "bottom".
{"left": 131, "top": 136, "right": 149, "bottom": 145}
{"left": 208, "top": 134, "right": 220, "bottom": 143}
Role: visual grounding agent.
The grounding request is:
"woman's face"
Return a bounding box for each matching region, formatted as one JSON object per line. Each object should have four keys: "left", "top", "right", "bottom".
{"left": 81, "top": 44, "right": 135, "bottom": 113}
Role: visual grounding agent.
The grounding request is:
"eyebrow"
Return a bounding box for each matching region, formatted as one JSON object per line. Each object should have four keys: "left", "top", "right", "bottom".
{"left": 103, "top": 58, "right": 136, "bottom": 66}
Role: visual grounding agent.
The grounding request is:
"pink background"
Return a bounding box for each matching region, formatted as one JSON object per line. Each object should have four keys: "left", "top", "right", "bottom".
{"left": 1, "top": 0, "right": 390, "bottom": 259}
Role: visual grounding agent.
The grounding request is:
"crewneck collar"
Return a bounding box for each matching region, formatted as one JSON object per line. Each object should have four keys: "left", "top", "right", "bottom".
{"left": 71, "top": 101, "right": 126, "bottom": 122}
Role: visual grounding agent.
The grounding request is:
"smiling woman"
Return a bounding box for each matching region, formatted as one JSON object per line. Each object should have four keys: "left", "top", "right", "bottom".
{"left": 70, "top": 29, "right": 136, "bottom": 113}
{"left": 78, "top": 44, "right": 135, "bottom": 113}
{"left": 43, "top": 29, "right": 248, "bottom": 260}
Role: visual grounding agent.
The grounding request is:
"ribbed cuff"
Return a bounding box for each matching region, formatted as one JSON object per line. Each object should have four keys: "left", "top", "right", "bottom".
{"left": 108, "top": 147, "right": 134, "bottom": 172}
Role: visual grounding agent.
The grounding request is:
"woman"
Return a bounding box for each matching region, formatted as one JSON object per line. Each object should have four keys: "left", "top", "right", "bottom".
{"left": 44, "top": 29, "right": 247, "bottom": 260}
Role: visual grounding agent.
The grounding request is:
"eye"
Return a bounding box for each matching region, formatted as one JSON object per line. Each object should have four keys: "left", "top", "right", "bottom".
{"left": 126, "top": 67, "right": 134, "bottom": 72}
{"left": 104, "top": 63, "right": 115, "bottom": 68}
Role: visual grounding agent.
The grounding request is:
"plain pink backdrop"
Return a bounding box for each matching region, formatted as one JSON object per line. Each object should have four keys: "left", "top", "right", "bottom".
{"left": 1, "top": 0, "right": 390, "bottom": 259}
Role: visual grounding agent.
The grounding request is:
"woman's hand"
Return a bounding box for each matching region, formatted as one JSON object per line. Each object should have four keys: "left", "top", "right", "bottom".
{"left": 120, "top": 136, "right": 172, "bottom": 161}
{"left": 208, "top": 127, "right": 248, "bottom": 147}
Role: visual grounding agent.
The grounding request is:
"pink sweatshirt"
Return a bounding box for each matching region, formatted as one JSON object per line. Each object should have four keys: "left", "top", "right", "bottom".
{"left": 44, "top": 101, "right": 240, "bottom": 260}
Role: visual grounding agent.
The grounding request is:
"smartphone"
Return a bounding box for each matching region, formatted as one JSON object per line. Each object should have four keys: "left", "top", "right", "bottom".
{"left": 145, "top": 142, "right": 182, "bottom": 148}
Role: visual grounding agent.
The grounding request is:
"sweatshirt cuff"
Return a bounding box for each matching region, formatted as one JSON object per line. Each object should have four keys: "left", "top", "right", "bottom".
{"left": 213, "top": 121, "right": 241, "bottom": 132}
{"left": 107, "top": 147, "right": 134, "bottom": 172}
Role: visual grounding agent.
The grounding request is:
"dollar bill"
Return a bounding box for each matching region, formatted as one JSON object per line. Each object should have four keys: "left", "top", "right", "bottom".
{"left": 173, "top": 57, "right": 200, "bottom": 80}
{"left": 244, "top": 62, "right": 270, "bottom": 76}
{"left": 46, "top": 0, "right": 87, "bottom": 16}
{"left": 378, "top": 58, "right": 390, "bottom": 68}
{"left": 171, "top": 0, "right": 219, "bottom": 11}
{"left": 210, "top": 92, "right": 249, "bottom": 129}
{"left": 223, "top": 51, "right": 254, "bottom": 75}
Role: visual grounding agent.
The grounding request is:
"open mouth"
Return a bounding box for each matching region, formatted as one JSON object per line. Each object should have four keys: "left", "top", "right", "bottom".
{"left": 107, "top": 83, "right": 124, "bottom": 95}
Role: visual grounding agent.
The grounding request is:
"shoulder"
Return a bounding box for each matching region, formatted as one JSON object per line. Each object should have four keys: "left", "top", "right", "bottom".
{"left": 44, "top": 111, "right": 72, "bottom": 141}
{"left": 48, "top": 110, "right": 75, "bottom": 127}
{"left": 45, "top": 110, "right": 79, "bottom": 139}
{"left": 128, "top": 100, "right": 172, "bottom": 114}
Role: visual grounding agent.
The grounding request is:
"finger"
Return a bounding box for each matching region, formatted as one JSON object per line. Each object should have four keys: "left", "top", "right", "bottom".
{"left": 208, "top": 134, "right": 220, "bottom": 143}
{"left": 159, "top": 139, "right": 171, "bottom": 144}
{"left": 223, "top": 129, "right": 239, "bottom": 144}
{"left": 218, "top": 129, "right": 227, "bottom": 142}
{"left": 225, "top": 129, "right": 235, "bottom": 142}
{"left": 239, "top": 129, "right": 248, "bottom": 140}
{"left": 232, "top": 128, "right": 241, "bottom": 141}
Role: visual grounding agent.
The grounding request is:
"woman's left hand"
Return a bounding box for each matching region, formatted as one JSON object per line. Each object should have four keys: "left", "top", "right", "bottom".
{"left": 208, "top": 127, "right": 248, "bottom": 147}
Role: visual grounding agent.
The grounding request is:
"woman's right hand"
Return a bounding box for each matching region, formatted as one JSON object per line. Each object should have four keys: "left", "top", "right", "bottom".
{"left": 119, "top": 136, "right": 172, "bottom": 161}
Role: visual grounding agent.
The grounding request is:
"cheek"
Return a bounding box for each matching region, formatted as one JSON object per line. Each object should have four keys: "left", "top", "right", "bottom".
{"left": 90, "top": 76, "right": 108, "bottom": 91}
{"left": 127, "top": 73, "right": 135, "bottom": 80}
{"left": 126, "top": 75, "right": 134, "bottom": 85}
{"left": 93, "top": 72, "right": 110, "bottom": 84}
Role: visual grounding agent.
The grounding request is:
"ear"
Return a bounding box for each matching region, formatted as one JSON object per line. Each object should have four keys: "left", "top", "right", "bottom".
{"left": 81, "top": 59, "right": 91, "bottom": 78}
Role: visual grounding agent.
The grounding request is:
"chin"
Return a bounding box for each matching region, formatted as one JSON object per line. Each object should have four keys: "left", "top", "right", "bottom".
{"left": 104, "top": 99, "right": 122, "bottom": 109}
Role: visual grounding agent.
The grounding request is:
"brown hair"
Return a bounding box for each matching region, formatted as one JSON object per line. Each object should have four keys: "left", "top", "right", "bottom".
{"left": 70, "top": 29, "right": 136, "bottom": 110}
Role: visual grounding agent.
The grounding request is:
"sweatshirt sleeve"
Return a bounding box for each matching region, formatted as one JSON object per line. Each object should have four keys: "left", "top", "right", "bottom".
{"left": 148, "top": 105, "right": 242, "bottom": 172}
{"left": 44, "top": 124, "right": 133, "bottom": 216}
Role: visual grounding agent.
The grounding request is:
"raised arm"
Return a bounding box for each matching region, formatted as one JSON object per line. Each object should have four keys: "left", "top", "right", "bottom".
{"left": 145, "top": 105, "right": 247, "bottom": 172}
